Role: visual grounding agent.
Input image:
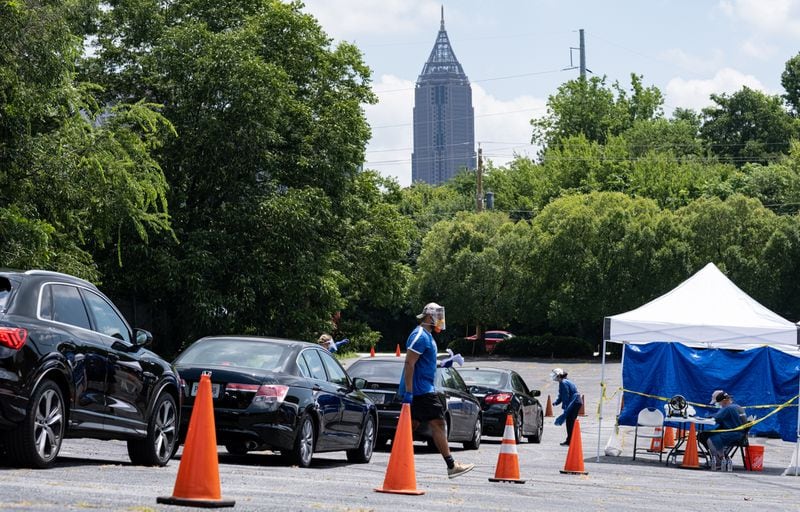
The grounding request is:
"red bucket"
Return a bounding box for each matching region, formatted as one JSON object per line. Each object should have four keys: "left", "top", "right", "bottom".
{"left": 745, "top": 445, "right": 764, "bottom": 471}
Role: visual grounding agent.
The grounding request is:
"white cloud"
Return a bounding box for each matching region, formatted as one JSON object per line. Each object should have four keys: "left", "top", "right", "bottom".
{"left": 363, "top": 76, "right": 546, "bottom": 187}
{"left": 471, "top": 85, "right": 546, "bottom": 169}
{"left": 740, "top": 37, "right": 778, "bottom": 59}
{"left": 660, "top": 48, "right": 725, "bottom": 75}
{"left": 363, "top": 75, "right": 415, "bottom": 186}
{"left": 301, "top": 0, "right": 441, "bottom": 37}
{"left": 665, "top": 68, "right": 767, "bottom": 111}
{"left": 718, "top": 0, "right": 800, "bottom": 37}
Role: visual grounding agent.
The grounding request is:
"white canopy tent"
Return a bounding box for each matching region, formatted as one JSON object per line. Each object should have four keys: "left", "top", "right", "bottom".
{"left": 598, "top": 262, "right": 800, "bottom": 466}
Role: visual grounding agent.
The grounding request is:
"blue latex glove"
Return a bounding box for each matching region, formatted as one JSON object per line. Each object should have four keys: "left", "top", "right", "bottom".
{"left": 554, "top": 413, "right": 566, "bottom": 426}
{"left": 402, "top": 391, "right": 413, "bottom": 404}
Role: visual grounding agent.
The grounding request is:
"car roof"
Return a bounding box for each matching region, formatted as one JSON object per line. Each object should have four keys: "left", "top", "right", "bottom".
{"left": 461, "top": 366, "right": 512, "bottom": 374}
{"left": 0, "top": 269, "right": 98, "bottom": 289}
{"left": 193, "top": 335, "right": 315, "bottom": 347}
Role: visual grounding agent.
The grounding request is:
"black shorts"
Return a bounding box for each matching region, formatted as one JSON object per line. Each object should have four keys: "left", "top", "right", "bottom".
{"left": 411, "top": 393, "right": 445, "bottom": 422}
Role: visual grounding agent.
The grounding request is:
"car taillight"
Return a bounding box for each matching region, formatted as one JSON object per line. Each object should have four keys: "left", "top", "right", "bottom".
{"left": 485, "top": 392, "right": 512, "bottom": 405}
{"left": 0, "top": 327, "right": 27, "bottom": 350}
{"left": 227, "top": 383, "right": 289, "bottom": 408}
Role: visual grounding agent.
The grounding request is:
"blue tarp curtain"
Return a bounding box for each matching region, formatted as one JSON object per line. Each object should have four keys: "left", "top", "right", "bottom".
{"left": 619, "top": 342, "right": 800, "bottom": 442}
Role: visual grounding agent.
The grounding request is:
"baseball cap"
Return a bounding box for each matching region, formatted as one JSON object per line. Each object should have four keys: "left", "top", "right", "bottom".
{"left": 416, "top": 302, "right": 442, "bottom": 319}
{"left": 710, "top": 390, "right": 729, "bottom": 404}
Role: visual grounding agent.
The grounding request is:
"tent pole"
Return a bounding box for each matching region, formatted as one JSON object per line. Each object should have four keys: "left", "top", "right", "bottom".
{"left": 795, "top": 371, "right": 799, "bottom": 476}
{"left": 597, "top": 337, "right": 607, "bottom": 461}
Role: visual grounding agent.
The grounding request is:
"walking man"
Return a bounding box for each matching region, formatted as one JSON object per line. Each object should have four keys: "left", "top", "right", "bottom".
{"left": 402, "top": 302, "right": 474, "bottom": 479}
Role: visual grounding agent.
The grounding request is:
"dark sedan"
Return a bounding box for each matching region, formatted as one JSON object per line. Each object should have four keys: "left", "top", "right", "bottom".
{"left": 458, "top": 367, "right": 544, "bottom": 444}
{"left": 346, "top": 356, "right": 482, "bottom": 450}
{"left": 173, "top": 336, "right": 377, "bottom": 467}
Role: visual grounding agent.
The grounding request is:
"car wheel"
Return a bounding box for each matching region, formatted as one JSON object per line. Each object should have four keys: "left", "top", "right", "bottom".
{"left": 515, "top": 412, "right": 525, "bottom": 444}
{"left": 6, "top": 379, "right": 65, "bottom": 468}
{"left": 128, "top": 392, "right": 178, "bottom": 466}
{"left": 347, "top": 414, "right": 375, "bottom": 463}
{"left": 528, "top": 411, "right": 544, "bottom": 444}
{"left": 463, "top": 415, "right": 482, "bottom": 450}
{"left": 284, "top": 415, "right": 315, "bottom": 467}
{"left": 225, "top": 442, "right": 249, "bottom": 455}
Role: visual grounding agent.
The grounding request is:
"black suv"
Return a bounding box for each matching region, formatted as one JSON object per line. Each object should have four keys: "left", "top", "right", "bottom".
{"left": 0, "top": 270, "right": 181, "bottom": 468}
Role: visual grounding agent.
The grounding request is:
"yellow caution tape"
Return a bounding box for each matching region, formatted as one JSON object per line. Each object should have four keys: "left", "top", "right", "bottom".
{"left": 610, "top": 387, "right": 800, "bottom": 433}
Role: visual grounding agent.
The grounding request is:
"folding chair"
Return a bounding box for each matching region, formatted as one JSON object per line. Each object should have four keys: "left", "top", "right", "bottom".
{"left": 725, "top": 428, "right": 751, "bottom": 470}
{"left": 633, "top": 407, "right": 665, "bottom": 462}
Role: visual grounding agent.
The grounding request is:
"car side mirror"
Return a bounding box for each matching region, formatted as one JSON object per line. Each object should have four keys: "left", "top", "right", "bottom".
{"left": 532, "top": 389, "right": 541, "bottom": 397}
{"left": 352, "top": 377, "right": 367, "bottom": 390}
{"left": 134, "top": 329, "right": 153, "bottom": 348}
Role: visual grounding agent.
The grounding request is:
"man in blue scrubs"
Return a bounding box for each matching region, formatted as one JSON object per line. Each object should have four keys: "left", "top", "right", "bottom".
{"left": 698, "top": 390, "right": 747, "bottom": 470}
{"left": 402, "top": 302, "right": 474, "bottom": 479}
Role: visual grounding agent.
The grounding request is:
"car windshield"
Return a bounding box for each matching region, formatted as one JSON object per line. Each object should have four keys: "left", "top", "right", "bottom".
{"left": 459, "top": 369, "right": 506, "bottom": 387}
{"left": 348, "top": 360, "right": 404, "bottom": 382}
{"left": 175, "top": 339, "right": 290, "bottom": 371}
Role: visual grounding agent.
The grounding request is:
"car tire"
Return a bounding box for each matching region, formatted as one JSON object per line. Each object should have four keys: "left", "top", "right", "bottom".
{"left": 347, "top": 414, "right": 375, "bottom": 463}
{"left": 128, "top": 392, "right": 178, "bottom": 466}
{"left": 284, "top": 415, "right": 315, "bottom": 468}
{"left": 515, "top": 412, "right": 525, "bottom": 444}
{"left": 225, "top": 442, "right": 249, "bottom": 455}
{"left": 463, "top": 415, "right": 482, "bottom": 450}
{"left": 528, "top": 411, "right": 544, "bottom": 444}
{"left": 6, "top": 379, "right": 65, "bottom": 468}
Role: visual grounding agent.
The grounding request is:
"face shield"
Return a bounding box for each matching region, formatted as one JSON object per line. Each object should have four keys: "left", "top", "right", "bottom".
{"left": 551, "top": 368, "right": 564, "bottom": 381}
{"left": 418, "top": 302, "right": 446, "bottom": 333}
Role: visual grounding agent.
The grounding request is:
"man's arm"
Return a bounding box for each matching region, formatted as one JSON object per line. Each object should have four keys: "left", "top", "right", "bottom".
{"left": 404, "top": 350, "right": 420, "bottom": 394}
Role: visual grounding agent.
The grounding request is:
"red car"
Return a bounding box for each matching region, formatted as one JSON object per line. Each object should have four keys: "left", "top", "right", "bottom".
{"left": 465, "top": 330, "right": 514, "bottom": 353}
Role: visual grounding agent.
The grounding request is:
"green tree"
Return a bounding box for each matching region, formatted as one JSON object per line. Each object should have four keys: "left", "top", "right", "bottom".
{"left": 700, "top": 87, "right": 799, "bottom": 166}
{"left": 524, "top": 192, "right": 688, "bottom": 337}
{"left": 0, "top": 0, "right": 172, "bottom": 278}
{"left": 781, "top": 53, "right": 800, "bottom": 115}
{"left": 675, "top": 194, "right": 784, "bottom": 301}
{"left": 412, "top": 211, "right": 523, "bottom": 339}
{"left": 531, "top": 74, "right": 664, "bottom": 150}
{"left": 84, "top": 0, "right": 391, "bottom": 350}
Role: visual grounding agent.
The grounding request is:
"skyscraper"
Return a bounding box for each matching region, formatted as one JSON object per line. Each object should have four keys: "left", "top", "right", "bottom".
{"left": 412, "top": 8, "right": 476, "bottom": 185}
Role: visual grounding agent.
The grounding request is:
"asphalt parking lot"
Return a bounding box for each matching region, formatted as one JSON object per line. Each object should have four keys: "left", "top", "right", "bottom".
{"left": 1, "top": 355, "right": 799, "bottom": 511}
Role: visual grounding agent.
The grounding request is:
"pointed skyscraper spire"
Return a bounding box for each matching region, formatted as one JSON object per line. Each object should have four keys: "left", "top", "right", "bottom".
{"left": 420, "top": 6, "right": 466, "bottom": 77}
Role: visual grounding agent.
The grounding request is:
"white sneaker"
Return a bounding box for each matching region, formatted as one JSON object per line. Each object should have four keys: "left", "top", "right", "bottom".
{"left": 447, "top": 461, "right": 475, "bottom": 479}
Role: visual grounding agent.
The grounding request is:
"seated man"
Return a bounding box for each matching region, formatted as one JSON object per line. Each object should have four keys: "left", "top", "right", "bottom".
{"left": 697, "top": 389, "right": 747, "bottom": 469}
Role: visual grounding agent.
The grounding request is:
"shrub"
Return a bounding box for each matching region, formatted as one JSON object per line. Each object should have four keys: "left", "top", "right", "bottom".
{"left": 489, "top": 334, "right": 593, "bottom": 358}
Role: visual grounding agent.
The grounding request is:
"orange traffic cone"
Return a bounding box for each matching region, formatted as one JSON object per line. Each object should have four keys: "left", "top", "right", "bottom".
{"left": 489, "top": 414, "right": 526, "bottom": 483}
{"left": 648, "top": 427, "right": 663, "bottom": 453}
{"left": 559, "top": 419, "right": 588, "bottom": 475}
{"left": 663, "top": 426, "right": 676, "bottom": 448}
{"left": 375, "top": 403, "right": 424, "bottom": 495}
{"left": 578, "top": 395, "right": 586, "bottom": 416}
{"left": 157, "top": 371, "right": 235, "bottom": 508}
{"left": 680, "top": 423, "right": 701, "bottom": 469}
{"left": 545, "top": 395, "right": 554, "bottom": 417}
{"left": 395, "top": 344, "right": 401, "bottom": 357}
{"left": 370, "top": 345, "right": 376, "bottom": 357}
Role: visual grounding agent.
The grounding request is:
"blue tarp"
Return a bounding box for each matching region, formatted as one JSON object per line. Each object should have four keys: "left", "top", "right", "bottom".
{"left": 619, "top": 342, "right": 800, "bottom": 442}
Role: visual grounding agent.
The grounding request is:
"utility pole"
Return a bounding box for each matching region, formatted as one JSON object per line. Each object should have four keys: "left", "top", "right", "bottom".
{"left": 476, "top": 145, "right": 483, "bottom": 212}
{"left": 565, "top": 28, "right": 591, "bottom": 78}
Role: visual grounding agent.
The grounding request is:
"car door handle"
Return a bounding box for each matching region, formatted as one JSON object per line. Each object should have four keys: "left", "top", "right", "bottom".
{"left": 312, "top": 384, "right": 322, "bottom": 392}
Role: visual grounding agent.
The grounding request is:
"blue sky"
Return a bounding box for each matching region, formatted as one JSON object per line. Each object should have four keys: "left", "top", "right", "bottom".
{"left": 301, "top": 0, "right": 800, "bottom": 187}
